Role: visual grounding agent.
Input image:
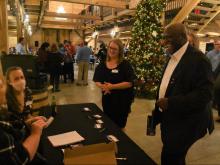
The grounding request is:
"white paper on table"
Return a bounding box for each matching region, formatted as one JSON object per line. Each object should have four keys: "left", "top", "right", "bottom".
{"left": 48, "top": 131, "right": 85, "bottom": 147}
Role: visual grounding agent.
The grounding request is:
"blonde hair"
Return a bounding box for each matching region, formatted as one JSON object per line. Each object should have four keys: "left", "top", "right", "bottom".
{"left": 107, "top": 39, "right": 124, "bottom": 64}
{"left": 5, "top": 66, "right": 24, "bottom": 113}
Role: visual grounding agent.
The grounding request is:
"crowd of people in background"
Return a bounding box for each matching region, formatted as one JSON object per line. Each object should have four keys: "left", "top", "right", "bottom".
{"left": 8, "top": 38, "right": 130, "bottom": 93}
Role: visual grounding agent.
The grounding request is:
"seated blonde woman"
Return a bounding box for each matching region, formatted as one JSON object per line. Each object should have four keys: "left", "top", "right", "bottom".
{"left": 6, "top": 66, "right": 33, "bottom": 121}
{"left": 0, "top": 75, "right": 48, "bottom": 164}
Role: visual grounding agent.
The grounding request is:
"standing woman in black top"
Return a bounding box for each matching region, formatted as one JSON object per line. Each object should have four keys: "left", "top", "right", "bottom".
{"left": 96, "top": 42, "right": 107, "bottom": 63}
{"left": 47, "top": 44, "right": 64, "bottom": 92}
{"left": 93, "top": 39, "right": 136, "bottom": 129}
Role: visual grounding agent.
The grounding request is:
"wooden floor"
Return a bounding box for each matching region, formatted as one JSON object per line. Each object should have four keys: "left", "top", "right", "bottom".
{"left": 53, "top": 64, "right": 220, "bottom": 165}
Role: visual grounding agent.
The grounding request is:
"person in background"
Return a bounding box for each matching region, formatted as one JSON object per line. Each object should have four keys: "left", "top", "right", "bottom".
{"left": 6, "top": 67, "right": 33, "bottom": 121}
{"left": 154, "top": 23, "right": 214, "bottom": 165}
{"left": 63, "top": 41, "right": 75, "bottom": 83}
{"left": 37, "top": 42, "right": 50, "bottom": 73}
{"left": 76, "top": 42, "right": 92, "bottom": 86}
{"left": 96, "top": 42, "right": 107, "bottom": 63}
{"left": 187, "top": 32, "right": 199, "bottom": 49}
{"left": 16, "top": 37, "right": 26, "bottom": 55}
{"left": 0, "top": 75, "right": 48, "bottom": 164}
{"left": 206, "top": 40, "right": 220, "bottom": 72}
{"left": 9, "top": 47, "right": 16, "bottom": 54}
{"left": 47, "top": 44, "right": 63, "bottom": 92}
{"left": 58, "top": 43, "right": 66, "bottom": 82}
{"left": 207, "top": 40, "right": 220, "bottom": 122}
{"left": 58, "top": 43, "right": 65, "bottom": 56}
{"left": 93, "top": 39, "right": 136, "bottom": 129}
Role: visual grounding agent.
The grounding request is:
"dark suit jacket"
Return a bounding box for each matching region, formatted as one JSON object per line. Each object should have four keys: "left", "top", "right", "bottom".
{"left": 154, "top": 45, "right": 214, "bottom": 145}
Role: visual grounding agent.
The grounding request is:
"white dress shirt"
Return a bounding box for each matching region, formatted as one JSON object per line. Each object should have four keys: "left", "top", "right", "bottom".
{"left": 16, "top": 43, "right": 26, "bottom": 55}
{"left": 159, "top": 41, "right": 189, "bottom": 99}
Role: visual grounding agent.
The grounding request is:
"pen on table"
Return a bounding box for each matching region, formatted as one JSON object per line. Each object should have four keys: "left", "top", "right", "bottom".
{"left": 116, "top": 157, "right": 127, "bottom": 160}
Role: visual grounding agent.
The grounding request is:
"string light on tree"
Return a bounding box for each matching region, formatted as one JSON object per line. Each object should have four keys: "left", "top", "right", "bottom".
{"left": 110, "top": 25, "right": 120, "bottom": 38}
{"left": 92, "top": 30, "right": 99, "bottom": 38}
{"left": 127, "top": 0, "right": 166, "bottom": 98}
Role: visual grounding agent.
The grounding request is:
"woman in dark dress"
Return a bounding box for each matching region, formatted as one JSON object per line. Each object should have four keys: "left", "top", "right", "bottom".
{"left": 36, "top": 42, "right": 50, "bottom": 73}
{"left": 47, "top": 44, "right": 64, "bottom": 92}
{"left": 96, "top": 43, "right": 107, "bottom": 63}
{"left": 93, "top": 39, "right": 136, "bottom": 129}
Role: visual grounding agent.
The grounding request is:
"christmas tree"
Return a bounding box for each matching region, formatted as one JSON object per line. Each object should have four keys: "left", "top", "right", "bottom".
{"left": 127, "top": 0, "right": 166, "bottom": 98}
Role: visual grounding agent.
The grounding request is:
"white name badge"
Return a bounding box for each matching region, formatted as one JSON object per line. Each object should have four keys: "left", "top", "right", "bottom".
{"left": 111, "top": 69, "right": 119, "bottom": 73}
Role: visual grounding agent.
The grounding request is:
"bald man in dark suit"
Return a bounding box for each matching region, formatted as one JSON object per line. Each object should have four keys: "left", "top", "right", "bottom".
{"left": 154, "top": 23, "right": 214, "bottom": 165}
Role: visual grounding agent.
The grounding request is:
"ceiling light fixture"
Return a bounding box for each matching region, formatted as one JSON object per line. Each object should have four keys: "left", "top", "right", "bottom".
{"left": 57, "top": 6, "right": 65, "bottom": 13}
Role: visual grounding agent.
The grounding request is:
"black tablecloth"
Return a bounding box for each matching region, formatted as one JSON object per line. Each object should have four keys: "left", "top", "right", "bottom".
{"left": 41, "top": 103, "right": 157, "bottom": 165}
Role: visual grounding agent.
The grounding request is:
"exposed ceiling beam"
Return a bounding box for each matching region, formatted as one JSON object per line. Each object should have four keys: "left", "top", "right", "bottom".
{"left": 42, "top": 20, "right": 83, "bottom": 26}
{"left": 24, "top": 5, "right": 41, "bottom": 10}
{"left": 104, "top": 9, "right": 135, "bottom": 21}
{"left": 8, "top": 31, "right": 17, "bottom": 36}
{"left": 26, "top": 12, "right": 40, "bottom": 15}
{"left": 202, "top": 0, "right": 220, "bottom": 5}
{"left": 86, "top": 9, "right": 135, "bottom": 29}
{"left": 29, "top": 18, "right": 38, "bottom": 22}
{"left": 198, "top": 6, "right": 220, "bottom": 33}
{"left": 194, "top": 6, "right": 213, "bottom": 12}
{"left": 41, "top": 24, "right": 84, "bottom": 29}
{"left": 129, "top": 0, "right": 140, "bottom": 9}
{"left": 45, "top": 12, "right": 101, "bottom": 20}
{"left": 8, "top": 25, "right": 17, "bottom": 30}
{"left": 189, "top": 13, "right": 210, "bottom": 18}
{"left": 24, "top": 0, "right": 40, "bottom": 6}
{"left": 170, "top": 0, "right": 201, "bottom": 25}
{"left": 51, "top": 0, "right": 128, "bottom": 9}
{"left": 38, "top": 0, "right": 48, "bottom": 27}
{"left": 8, "top": 15, "right": 16, "bottom": 20}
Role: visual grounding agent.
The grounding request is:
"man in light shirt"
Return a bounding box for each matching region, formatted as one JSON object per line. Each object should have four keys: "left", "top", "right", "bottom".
{"left": 206, "top": 40, "right": 220, "bottom": 72}
{"left": 206, "top": 40, "right": 220, "bottom": 122}
{"left": 76, "top": 42, "right": 92, "bottom": 86}
{"left": 153, "top": 23, "right": 214, "bottom": 165}
{"left": 16, "top": 37, "right": 26, "bottom": 55}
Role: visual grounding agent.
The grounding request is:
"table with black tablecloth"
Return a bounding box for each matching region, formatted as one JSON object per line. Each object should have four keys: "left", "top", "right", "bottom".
{"left": 41, "top": 103, "right": 157, "bottom": 165}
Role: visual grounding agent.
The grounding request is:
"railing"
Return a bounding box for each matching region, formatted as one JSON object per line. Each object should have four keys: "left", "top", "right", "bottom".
{"left": 165, "top": 0, "right": 188, "bottom": 11}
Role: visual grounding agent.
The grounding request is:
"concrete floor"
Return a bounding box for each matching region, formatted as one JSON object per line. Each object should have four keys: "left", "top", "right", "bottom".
{"left": 53, "top": 65, "right": 220, "bottom": 165}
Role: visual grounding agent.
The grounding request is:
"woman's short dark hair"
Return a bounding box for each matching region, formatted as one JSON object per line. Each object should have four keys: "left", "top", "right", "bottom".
{"left": 51, "top": 44, "right": 58, "bottom": 52}
{"left": 40, "top": 42, "right": 50, "bottom": 50}
{"left": 18, "top": 37, "right": 24, "bottom": 43}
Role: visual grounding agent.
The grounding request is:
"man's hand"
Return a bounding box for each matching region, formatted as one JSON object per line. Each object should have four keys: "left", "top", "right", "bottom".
{"left": 156, "top": 98, "right": 168, "bottom": 111}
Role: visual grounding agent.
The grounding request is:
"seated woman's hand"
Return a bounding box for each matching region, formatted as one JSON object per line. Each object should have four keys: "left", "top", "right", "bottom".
{"left": 31, "top": 118, "right": 47, "bottom": 135}
{"left": 25, "top": 116, "right": 47, "bottom": 126}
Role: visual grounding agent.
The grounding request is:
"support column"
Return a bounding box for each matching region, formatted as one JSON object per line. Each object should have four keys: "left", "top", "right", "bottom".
{"left": 0, "top": 0, "right": 8, "bottom": 74}
{"left": 16, "top": 0, "right": 22, "bottom": 40}
{"left": 0, "top": 0, "right": 8, "bottom": 54}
